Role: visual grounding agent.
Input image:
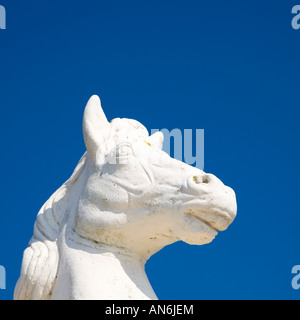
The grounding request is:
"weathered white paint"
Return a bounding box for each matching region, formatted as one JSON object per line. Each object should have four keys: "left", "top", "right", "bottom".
{"left": 14, "top": 95, "right": 237, "bottom": 300}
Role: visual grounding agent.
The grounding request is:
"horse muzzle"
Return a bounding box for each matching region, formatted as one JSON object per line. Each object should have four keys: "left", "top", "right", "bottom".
{"left": 181, "top": 173, "right": 237, "bottom": 232}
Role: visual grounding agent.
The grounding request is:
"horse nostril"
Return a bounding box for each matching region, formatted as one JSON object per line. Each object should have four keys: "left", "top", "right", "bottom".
{"left": 202, "top": 175, "right": 209, "bottom": 183}
{"left": 193, "top": 175, "right": 210, "bottom": 184}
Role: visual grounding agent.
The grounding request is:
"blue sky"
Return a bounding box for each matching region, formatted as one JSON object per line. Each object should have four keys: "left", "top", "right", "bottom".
{"left": 1, "top": 0, "right": 300, "bottom": 300}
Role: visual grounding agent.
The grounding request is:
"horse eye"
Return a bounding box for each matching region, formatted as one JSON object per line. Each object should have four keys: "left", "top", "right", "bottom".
{"left": 116, "top": 144, "right": 133, "bottom": 157}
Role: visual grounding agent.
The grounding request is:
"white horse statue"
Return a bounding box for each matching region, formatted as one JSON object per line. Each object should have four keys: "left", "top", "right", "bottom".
{"left": 14, "top": 95, "right": 237, "bottom": 300}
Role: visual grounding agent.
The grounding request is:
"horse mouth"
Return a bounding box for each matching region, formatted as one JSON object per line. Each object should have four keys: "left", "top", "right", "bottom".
{"left": 183, "top": 207, "right": 234, "bottom": 232}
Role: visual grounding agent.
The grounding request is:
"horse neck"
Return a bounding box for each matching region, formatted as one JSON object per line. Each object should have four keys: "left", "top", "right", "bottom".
{"left": 52, "top": 157, "right": 158, "bottom": 300}
{"left": 52, "top": 225, "right": 158, "bottom": 300}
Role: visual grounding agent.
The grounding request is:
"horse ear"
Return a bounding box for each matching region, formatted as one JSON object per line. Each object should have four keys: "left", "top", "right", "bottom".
{"left": 148, "top": 131, "right": 164, "bottom": 150}
{"left": 82, "top": 95, "right": 110, "bottom": 158}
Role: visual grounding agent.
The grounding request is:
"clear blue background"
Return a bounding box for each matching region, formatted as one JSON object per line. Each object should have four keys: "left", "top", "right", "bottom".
{"left": 0, "top": 0, "right": 300, "bottom": 300}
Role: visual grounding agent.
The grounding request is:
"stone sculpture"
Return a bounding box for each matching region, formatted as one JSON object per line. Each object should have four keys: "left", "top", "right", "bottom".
{"left": 14, "top": 95, "right": 237, "bottom": 300}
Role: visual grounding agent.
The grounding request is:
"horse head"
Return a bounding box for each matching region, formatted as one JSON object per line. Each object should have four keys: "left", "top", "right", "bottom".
{"left": 15, "top": 95, "right": 237, "bottom": 300}
{"left": 76, "top": 95, "right": 237, "bottom": 260}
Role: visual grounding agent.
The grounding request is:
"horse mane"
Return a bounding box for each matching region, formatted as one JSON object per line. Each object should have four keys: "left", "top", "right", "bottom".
{"left": 14, "top": 153, "right": 87, "bottom": 300}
